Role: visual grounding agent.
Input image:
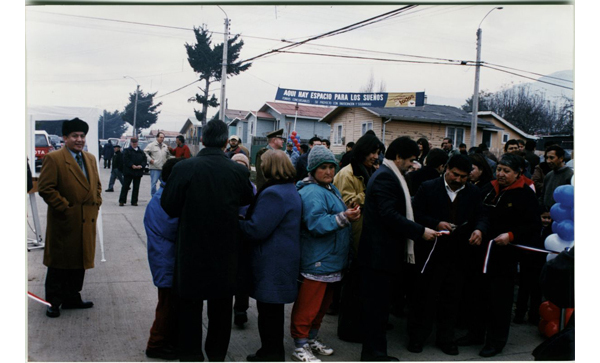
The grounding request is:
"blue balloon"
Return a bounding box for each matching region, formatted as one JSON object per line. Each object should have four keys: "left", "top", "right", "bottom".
{"left": 571, "top": 208, "right": 575, "bottom": 221}
{"left": 550, "top": 203, "right": 570, "bottom": 222}
{"left": 556, "top": 220, "right": 575, "bottom": 241}
{"left": 552, "top": 221, "right": 560, "bottom": 234}
{"left": 554, "top": 185, "right": 574, "bottom": 208}
{"left": 293, "top": 146, "right": 298, "bottom": 152}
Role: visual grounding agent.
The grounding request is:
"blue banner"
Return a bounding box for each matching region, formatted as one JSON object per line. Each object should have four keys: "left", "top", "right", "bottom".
{"left": 275, "top": 87, "right": 424, "bottom": 107}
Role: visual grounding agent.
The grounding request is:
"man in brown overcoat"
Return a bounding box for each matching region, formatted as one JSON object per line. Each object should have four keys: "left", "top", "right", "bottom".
{"left": 37, "top": 118, "right": 102, "bottom": 318}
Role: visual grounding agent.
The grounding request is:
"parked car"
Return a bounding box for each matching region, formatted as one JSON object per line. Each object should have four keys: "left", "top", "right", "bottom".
{"left": 35, "top": 130, "right": 54, "bottom": 172}
{"left": 48, "top": 134, "right": 62, "bottom": 149}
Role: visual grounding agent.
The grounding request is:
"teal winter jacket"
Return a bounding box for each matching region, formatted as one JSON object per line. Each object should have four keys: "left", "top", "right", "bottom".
{"left": 296, "top": 177, "right": 351, "bottom": 275}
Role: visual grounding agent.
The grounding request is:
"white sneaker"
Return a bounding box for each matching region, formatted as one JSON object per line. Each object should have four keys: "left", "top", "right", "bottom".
{"left": 308, "top": 337, "right": 334, "bottom": 356}
{"left": 292, "top": 343, "right": 322, "bottom": 362}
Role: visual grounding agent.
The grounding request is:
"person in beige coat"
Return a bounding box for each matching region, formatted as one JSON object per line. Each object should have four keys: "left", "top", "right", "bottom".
{"left": 37, "top": 118, "right": 102, "bottom": 318}
{"left": 144, "top": 132, "right": 172, "bottom": 196}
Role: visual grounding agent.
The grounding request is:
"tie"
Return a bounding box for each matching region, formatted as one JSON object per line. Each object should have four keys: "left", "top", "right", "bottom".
{"left": 76, "top": 154, "right": 84, "bottom": 170}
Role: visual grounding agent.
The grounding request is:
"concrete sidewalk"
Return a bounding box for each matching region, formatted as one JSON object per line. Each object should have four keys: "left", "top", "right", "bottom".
{"left": 27, "top": 165, "right": 545, "bottom": 361}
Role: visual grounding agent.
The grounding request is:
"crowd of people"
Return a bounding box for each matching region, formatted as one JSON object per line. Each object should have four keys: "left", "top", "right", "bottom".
{"left": 36, "top": 117, "right": 574, "bottom": 362}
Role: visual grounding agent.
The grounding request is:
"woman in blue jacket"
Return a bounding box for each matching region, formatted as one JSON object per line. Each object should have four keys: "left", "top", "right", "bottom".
{"left": 290, "top": 145, "right": 361, "bottom": 362}
{"left": 239, "top": 150, "right": 302, "bottom": 362}
{"left": 144, "top": 158, "right": 184, "bottom": 360}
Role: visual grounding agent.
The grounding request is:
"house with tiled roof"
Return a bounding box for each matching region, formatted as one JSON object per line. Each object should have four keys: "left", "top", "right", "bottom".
{"left": 210, "top": 108, "right": 251, "bottom": 139}
{"left": 319, "top": 103, "right": 504, "bottom": 155}
{"left": 245, "top": 102, "right": 334, "bottom": 146}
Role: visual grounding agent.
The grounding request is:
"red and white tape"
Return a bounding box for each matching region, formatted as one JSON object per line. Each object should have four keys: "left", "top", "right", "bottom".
{"left": 28, "top": 291, "right": 52, "bottom": 307}
{"left": 483, "top": 240, "right": 561, "bottom": 273}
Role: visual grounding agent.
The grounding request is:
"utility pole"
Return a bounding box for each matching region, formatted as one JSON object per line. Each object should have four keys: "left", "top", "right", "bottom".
{"left": 470, "top": 28, "right": 483, "bottom": 148}
{"left": 219, "top": 17, "right": 229, "bottom": 123}
{"left": 470, "top": 7, "right": 502, "bottom": 148}
{"left": 133, "top": 84, "right": 139, "bottom": 138}
{"left": 103, "top": 110, "right": 106, "bottom": 139}
{"left": 124, "top": 76, "right": 140, "bottom": 138}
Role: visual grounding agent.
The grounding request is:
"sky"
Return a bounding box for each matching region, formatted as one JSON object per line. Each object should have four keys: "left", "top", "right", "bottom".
{"left": 9, "top": 1, "right": 600, "bottom": 359}
{"left": 24, "top": 2, "right": 575, "bottom": 134}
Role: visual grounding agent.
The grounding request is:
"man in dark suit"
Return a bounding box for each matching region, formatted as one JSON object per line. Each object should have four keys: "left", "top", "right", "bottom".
{"left": 119, "top": 138, "right": 147, "bottom": 206}
{"left": 37, "top": 118, "right": 102, "bottom": 318}
{"left": 407, "top": 154, "right": 489, "bottom": 355}
{"left": 358, "top": 136, "right": 439, "bottom": 361}
{"left": 161, "top": 120, "right": 254, "bottom": 362}
{"left": 406, "top": 148, "right": 448, "bottom": 196}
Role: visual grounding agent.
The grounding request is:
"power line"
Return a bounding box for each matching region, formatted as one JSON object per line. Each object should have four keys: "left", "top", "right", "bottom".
{"left": 239, "top": 5, "right": 418, "bottom": 64}
{"left": 481, "top": 65, "right": 573, "bottom": 90}
{"left": 483, "top": 62, "right": 573, "bottom": 83}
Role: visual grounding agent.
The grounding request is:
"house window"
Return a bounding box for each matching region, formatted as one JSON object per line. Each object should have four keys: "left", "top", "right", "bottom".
{"left": 361, "top": 121, "right": 373, "bottom": 135}
{"left": 334, "top": 124, "right": 343, "bottom": 145}
{"left": 250, "top": 120, "right": 254, "bottom": 136}
{"left": 502, "top": 133, "right": 509, "bottom": 143}
{"left": 446, "top": 127, "right": 465, "bottom": 148}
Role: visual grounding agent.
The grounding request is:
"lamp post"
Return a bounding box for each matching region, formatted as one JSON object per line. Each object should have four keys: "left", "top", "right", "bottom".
{"left": 470, "top": 7, "right": 503, "bottom": 148}
{"left": 218, "top": 6, "right": 229, "bottom": 123}
{"left": 124, "top": 76, "right": 140, "bottom": 137}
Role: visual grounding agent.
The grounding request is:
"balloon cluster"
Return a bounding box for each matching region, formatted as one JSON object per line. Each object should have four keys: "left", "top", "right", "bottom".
{"left": 289, "top": 131, "right": 301, "bottom": 153}
{"left": 544, "top": 185, "right": 574, "bottom": 262}
{"left": 538, "top": 301, "right": 573, "bottom": 337}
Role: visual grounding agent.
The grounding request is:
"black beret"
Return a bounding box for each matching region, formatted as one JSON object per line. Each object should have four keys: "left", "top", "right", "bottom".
{"left": 62, "top": 118, "right": 89, "bottom": 136}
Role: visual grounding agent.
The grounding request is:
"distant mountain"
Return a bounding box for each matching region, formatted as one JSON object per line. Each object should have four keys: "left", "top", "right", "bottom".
{"left": 524, "top": 70, "right": 573, "bottom": 105}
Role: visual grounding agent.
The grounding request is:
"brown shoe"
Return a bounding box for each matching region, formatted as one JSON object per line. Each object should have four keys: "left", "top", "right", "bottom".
{"left": 119, "top": 203, "right": 124, "bottom": 206}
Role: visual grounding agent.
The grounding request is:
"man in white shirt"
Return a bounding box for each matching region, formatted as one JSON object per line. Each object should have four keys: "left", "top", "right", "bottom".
{"left": 145, "top": 132, "right": 172, "bottom": 196}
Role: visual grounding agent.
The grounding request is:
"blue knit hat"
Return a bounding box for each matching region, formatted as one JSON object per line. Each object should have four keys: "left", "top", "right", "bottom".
{"left": 307, "top": 145, "right": 337, "bottom": 172}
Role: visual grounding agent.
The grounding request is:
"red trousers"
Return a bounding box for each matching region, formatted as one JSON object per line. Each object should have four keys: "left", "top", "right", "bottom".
{"left": 147, "top": 287, "right": 178, "bottom": 349}
{"left": 290, "top": 279, "right": 335, "bottom": 339}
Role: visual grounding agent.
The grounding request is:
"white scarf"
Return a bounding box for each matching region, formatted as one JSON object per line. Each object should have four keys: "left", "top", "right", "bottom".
{"left": 382, "top": 158, "right": 416, "bottom": 264}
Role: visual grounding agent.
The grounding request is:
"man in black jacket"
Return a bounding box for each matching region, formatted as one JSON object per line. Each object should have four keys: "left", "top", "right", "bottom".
{"left": 119, "top": 138, "right": 147, "bottom": 206}
{"left": 406, "top": 148, "right": 448, "bottom": 196}
{"left": 358, "top": 137, "right": 439, "bottom": 361}
{"left": 161, "top": 120, "right": 254, "bottom": 362}
{"left": 295, "top": 136, "right": 321, "bottom": 182}
{"left": 105, "top": 144, "right": 124, "bottom": 192}
{"left": 407, "top": 154, "right": 488, "bottom": 356}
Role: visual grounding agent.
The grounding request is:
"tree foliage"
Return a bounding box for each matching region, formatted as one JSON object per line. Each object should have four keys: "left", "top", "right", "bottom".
{"left": 359, "top": 70, "right": 387, "bottom": 93}
{"left": 121, "top": 88, "right": 162, "bottom": 136}
{"left": 461, "top": 84, "right": 573, "bottom": 135}
{"left": 98, "top": 110, "right": 128, "bottom": 139}
{"left": 185, "top": 25, "right": 251, "bottom": 125}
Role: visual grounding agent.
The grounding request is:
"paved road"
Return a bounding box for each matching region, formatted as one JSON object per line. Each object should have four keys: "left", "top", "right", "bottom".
{"left": 27, "top": 165, "right": 546, "bottom": 361}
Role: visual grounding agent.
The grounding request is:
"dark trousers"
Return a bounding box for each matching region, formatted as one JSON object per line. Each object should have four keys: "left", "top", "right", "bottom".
{"left": 147, "top": 288, "right": 178, "bottom": 350}
{"left": 108, "top": 169, "right": 124, "bottom": 190}
{"left": 104, "top": 158, "right": 112, "bottom": 168}
{"left": 178, "top": 296, "right": 233, "bottom": 362}
{"left": 119, "top": 175, "right": 141, "bottom": 204}
{"left": 254, "top": 301, "right": 285, "bottom": 360}
{"left": 515, "top": 262, "right": 543, "bottom": 322}
{"left": 359, "top": 266, "right": 394, "bottom": 361}
{"left": 45, "top": 267, "right": 85, "bottom": 307}
{"left": 234, "top": 293, "right": 249, "bottom": 313}
{"left": 466, "top": 272, "right": 515, "bottom": 350}
{"left": 407, "top": 264, "right": 464, "bottom": 345}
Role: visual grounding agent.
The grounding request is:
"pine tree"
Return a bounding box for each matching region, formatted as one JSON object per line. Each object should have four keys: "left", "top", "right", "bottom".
{"left": 121, "top": 88, "right": 162, "bottom": 136}
{"left": 98, "top": 110, "right": 128, "bottom": 139}
{"left": 185, "top": 25, "right": 251, "bottom": 125}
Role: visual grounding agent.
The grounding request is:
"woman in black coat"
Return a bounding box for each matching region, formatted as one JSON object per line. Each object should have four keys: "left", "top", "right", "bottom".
{"left": 457, "top": 154, "right": 541, "bottom": 358}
